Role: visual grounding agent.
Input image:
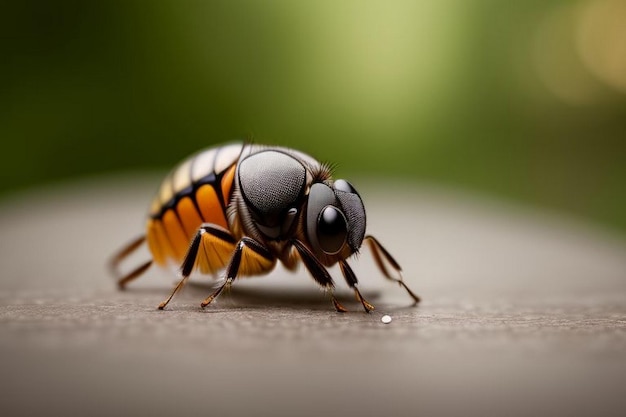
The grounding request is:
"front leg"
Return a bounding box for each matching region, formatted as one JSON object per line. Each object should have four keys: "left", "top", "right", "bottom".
{"left": 339, "top": 260, "right": 375, "bottom": 313}
{"left": 292, "top": 239, "right": 348, "bottom": 313}
{"left": 365, "top": 235, "right": 420, "bottom": 304}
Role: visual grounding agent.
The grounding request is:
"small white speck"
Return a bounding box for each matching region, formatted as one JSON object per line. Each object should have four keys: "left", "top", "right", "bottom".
{"left": 381, "top": 315, "right": 392, "bottom": 324}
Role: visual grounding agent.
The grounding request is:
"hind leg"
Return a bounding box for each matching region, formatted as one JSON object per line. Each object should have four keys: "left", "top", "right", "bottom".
{"left": 109, "top": 235, "right": 153, "bottom": 289}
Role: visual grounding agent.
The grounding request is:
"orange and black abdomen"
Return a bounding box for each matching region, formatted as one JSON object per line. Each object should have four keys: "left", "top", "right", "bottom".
{"left": 145, "top": 143, "right": 243, "bottom": 267}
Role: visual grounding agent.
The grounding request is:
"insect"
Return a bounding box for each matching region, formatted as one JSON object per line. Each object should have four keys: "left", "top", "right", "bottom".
{"left": 109, "top": 142, "right": 420, "bottom": 312}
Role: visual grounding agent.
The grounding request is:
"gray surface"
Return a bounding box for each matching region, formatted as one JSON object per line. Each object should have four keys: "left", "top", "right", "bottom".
{"left": 1, "top": 175, "right": 625, "bottom": 417}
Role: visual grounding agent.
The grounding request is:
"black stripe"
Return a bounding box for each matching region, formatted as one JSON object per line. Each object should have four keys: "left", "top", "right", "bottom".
{"left": 152, "top": 146, "right": 241, "bottom": 222}
{"left": 152, "top": 174, "right": 219, "bottom": 221}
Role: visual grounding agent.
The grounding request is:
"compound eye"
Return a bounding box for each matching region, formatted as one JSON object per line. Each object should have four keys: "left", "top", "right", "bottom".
{"left": 317, "top": 206, "right": 348, "bottom": 255}
{"left": 334, "top": 179, "right": 358, "bottom": 195}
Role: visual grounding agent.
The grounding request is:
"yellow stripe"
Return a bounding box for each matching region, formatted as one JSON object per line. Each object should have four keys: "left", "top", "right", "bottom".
{"left": 162, "top": 209, "right": 189, "bottom": 261}
{"left": 196, "top": 184, "right": 228, "bottom": 228}
{"left": 176, "top": 196, "right": 203, "bottom": 239}
{"left": 146, "top": 219, "right": 174, "bottom": 266}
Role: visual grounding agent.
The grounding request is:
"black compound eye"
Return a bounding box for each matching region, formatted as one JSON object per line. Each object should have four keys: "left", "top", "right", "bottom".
{"left": 317, "top": 206, "right": 348, "bottom": 255}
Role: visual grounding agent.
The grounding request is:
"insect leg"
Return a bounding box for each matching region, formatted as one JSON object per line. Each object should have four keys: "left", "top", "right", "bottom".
{"left": 292, "top": 239, "right": 348, "bottom": 313}
{"left": 200, "top": 237, "right": 274, "bottom": 308}
{"left": 339, "top": 260, "right": 374, "bottom": 313}
{"left": 364, "top": 235, "right": 421, "bottom": 304}
{"left": 158, "top": 224, "right": 237, "bottom": 310}
{"left": 109, "top": 235, "right": 153, "bottom": 289}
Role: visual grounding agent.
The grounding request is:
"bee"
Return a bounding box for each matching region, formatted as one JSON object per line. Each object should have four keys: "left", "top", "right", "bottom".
{"left": 109, "top": 142, "right": 420, "bottom": 312}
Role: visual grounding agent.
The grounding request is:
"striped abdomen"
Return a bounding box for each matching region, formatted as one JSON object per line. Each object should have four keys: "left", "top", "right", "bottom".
{"left": 145, "top": 143, "right": 244, "bottom": 266}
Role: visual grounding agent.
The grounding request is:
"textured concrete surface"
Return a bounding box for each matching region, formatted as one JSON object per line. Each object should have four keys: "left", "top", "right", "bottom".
{"left": 1, "top": 175, "right": 625, "bottom": 417}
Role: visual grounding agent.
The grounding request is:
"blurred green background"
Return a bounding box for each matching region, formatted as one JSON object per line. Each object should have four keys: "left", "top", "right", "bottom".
{"left": 2, "top": 0, "right": 625, "bottom": 231}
